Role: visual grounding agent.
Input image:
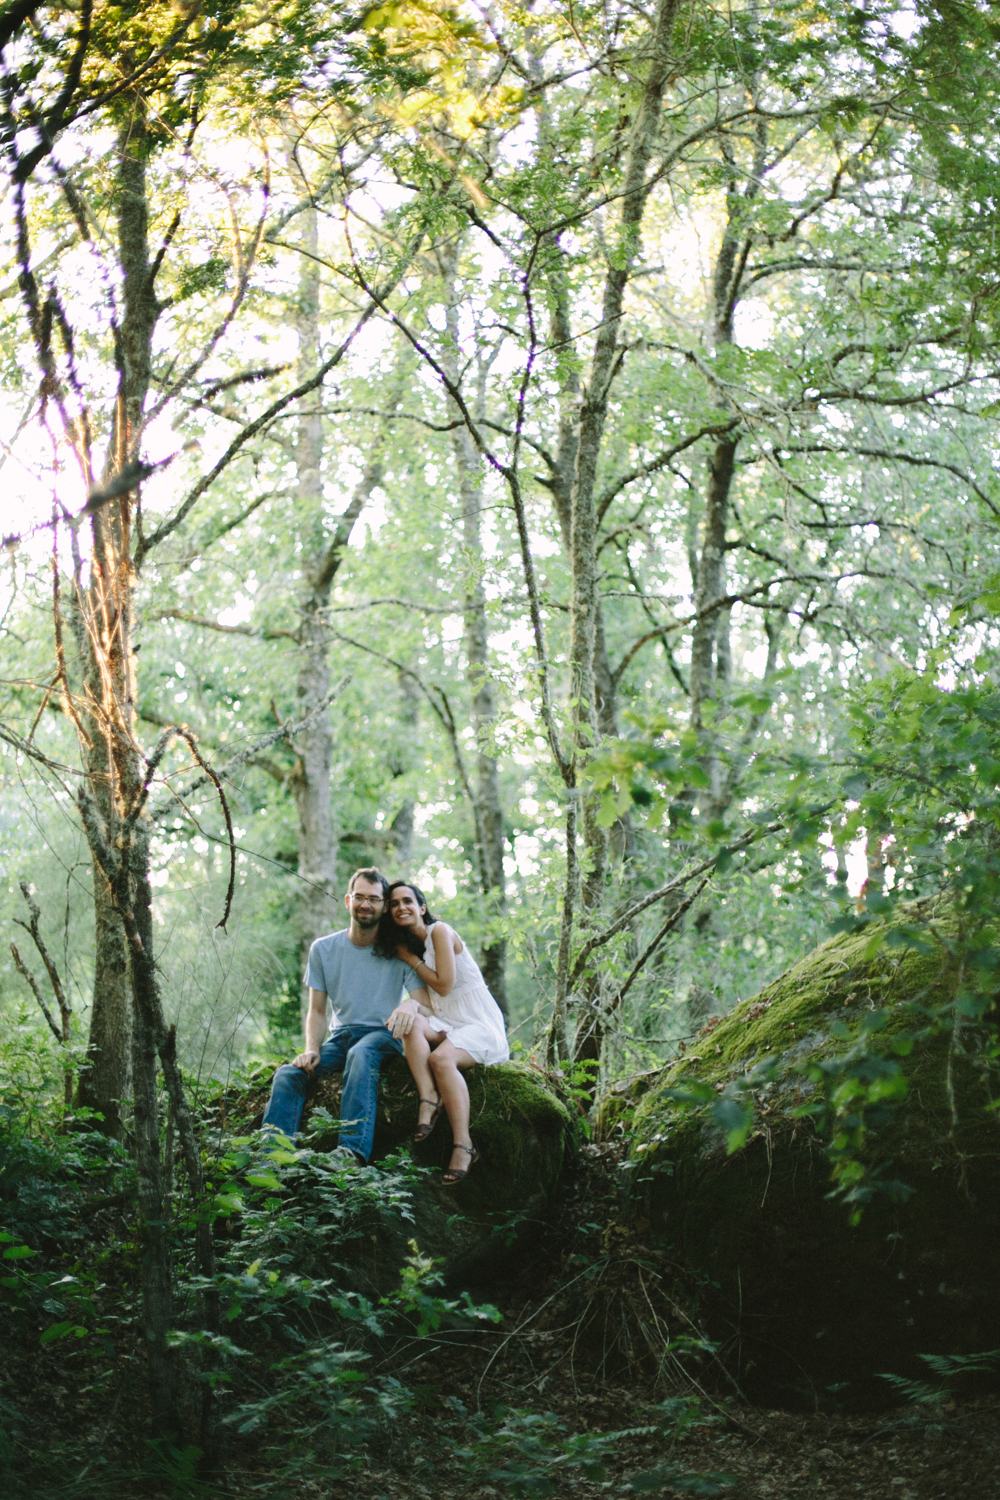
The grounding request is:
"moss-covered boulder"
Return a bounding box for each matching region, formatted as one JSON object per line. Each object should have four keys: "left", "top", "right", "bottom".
{"left": 626, "top": 900, "right": 1000, "bottom": 1407}
{"left": 225, "top": 1055, "right": 577, "bottom": 1294}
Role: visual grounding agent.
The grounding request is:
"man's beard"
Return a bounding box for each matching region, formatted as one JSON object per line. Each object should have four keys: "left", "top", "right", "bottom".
{"left": 353, "top": 911, "right": 380, "bottom": 929}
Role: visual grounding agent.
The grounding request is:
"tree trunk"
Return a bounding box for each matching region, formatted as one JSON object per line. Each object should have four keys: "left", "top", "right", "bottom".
{"left": 288, "top": 207, "right": 394, "bottom": 974}
{"left": 72, "top": 112, "right": 178, "bottom": 1436}
{"left": 441, "top": 246, "right": 509, "bottom": 1011}
{"left": 554, "top": 0, "right": 680, "bottom": 1062}
{"left": 463, "top": 472, "right": 508, "bottom": 1013}
{"left": 289, "top": 207, "right": 337, "bottom": 976}
{"left": 78, "top": 864, "right": 131, "bottom": 1134}
{"left": 688, "top": 92, "right": 769, "bottom": 793}
{"left": 689, "top": 434, "right": 738, "bottom": 749}
{"left": 385, "top": 671, "right": 419, "bottom": 869}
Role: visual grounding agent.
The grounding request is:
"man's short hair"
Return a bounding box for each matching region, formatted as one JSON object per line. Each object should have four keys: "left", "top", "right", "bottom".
{"left": 347, "top": 867, "right": 389, "bottom": 898}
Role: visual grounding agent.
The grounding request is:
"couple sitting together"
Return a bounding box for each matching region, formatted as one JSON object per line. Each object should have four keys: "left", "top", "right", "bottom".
{"left": 262, "top": 868, "right": 509, "bottom": 1184}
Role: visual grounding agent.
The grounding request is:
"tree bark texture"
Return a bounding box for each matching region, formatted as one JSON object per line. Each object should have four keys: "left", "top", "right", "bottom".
{"left": 289, "top": 207, "right": 391, "bottom": 971}
{"left": 67, "top": 114, "right": 180, "bottom": 1435}
{"left": 385, "top": 670, "right": 419, "bottom": 869}
{"left": 77, "top": 112, "right": 161, "bottom": 1134}
{"left": 568, "top": 0, "right": 680, "bottom": 915}
{"left": 551, "top": 0, "right": 680, "bottom": 1064}
{"left": 442, "top": 247, "right": 508, "bottom": 1011}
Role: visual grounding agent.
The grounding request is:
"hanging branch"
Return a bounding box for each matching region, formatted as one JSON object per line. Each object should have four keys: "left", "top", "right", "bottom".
{"left": 129, "top": 726, "right": 237, "bottom": 931}
{"left": 610, "top": 873, "right": 711, "bottom": 1011}
{"left": 9, "top": 943, "right": 61, "bottom": 1042}
{"left": 145, "top": 677, "right": 351, "bottom": 816}
{"left": 13, "top": 881, "right": 72, "bottom": 1040}
{"left": 11, "top": 882, "right": 74, "bottom": 1105}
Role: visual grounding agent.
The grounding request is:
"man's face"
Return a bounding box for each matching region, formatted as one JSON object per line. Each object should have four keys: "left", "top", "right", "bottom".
{"left": 346, "top": 879, "right": 385, "bottom": 929}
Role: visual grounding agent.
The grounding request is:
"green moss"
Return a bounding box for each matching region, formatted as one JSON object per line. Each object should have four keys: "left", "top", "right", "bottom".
{"left": 622, "top": 900, "right": 1000, "bottom": 1407}
{"left": 632, "top": 895, "right": 977, "bottom": 1147}
{"left": 212, "top": 1057, "right": 577, "bottom": 1297}
{"left": 296, "top": 1057, "right": 575, "bottom": 1225}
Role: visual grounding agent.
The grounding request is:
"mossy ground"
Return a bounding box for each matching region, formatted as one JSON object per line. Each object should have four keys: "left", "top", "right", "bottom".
{"left": 214, "top": 1053, "right": 578, "bottom": 1293}
{"left": 619, "top": 901, "right": 1000, "bottom": 1407}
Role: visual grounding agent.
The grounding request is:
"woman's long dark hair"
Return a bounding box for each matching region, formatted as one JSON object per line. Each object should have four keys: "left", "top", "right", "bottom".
{"left": 372, "top": 880, "right": 439, "bottom": 960}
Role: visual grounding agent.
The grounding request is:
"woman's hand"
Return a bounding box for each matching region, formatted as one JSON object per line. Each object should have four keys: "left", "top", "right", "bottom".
{"left": 396, "top": 945, "right": 420, "bottom": 968}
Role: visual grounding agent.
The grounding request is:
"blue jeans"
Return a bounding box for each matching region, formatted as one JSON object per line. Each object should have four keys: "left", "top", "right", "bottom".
{"left": 261, "top": 1025, "right": 403, "bottom": 1161}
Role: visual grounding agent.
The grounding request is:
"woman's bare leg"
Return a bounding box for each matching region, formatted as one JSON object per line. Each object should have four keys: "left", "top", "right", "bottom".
{"left": 428, "top": 1040, "right": 476, "bottom": 1174}
{"left": 403, "top": 1017, "right": 448, "bottom": 1130}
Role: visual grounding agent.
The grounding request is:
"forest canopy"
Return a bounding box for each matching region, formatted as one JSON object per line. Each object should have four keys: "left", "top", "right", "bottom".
{"left": 2, "top": 0, "right": 1000, "bottom": 1081}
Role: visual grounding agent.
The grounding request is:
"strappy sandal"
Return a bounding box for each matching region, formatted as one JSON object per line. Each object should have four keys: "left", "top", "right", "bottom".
{"left": 413, "top": 1097, "right": 443, "bottom": 1142}
{"left": 442, "top": 1143, "right": 479, "bottom": 1185}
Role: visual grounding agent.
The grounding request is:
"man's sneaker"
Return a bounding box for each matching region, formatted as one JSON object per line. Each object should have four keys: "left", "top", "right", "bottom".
{"left": 329, "top": 1145, "right": 366, "bottom": 1168}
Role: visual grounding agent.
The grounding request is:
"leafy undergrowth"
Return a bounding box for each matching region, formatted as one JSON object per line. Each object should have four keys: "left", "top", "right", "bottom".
{"left": 2, "top": 1106, "right": 999, "bottom": 1499}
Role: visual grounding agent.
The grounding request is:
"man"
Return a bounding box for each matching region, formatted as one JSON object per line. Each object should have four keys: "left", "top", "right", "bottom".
{"left": 261, "top": 867, "right": 428, "bottom": 1163}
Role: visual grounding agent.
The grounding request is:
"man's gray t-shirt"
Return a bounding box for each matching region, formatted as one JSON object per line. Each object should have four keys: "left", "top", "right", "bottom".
{"left": 306, "top": 929, "right": 422, "bottom": 1031}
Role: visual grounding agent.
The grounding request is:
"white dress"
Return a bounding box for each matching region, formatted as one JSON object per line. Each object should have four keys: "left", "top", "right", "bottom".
{"left": 423, "top": 924, "right": 509, "bottom": 1065}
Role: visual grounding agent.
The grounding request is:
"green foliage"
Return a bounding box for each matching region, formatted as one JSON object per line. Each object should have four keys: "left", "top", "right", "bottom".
{"left": 880, "top": 1350, "right": 1000, "bottom": 1410}
{"left": 457, "top": 1408, "right": 621, "bottom": 1497}
{"left": 456, "top": 1393, "right": 732, "bottom": 1499}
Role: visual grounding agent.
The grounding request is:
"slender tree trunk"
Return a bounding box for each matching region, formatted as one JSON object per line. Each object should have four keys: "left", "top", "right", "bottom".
{"left": 689, "top": 57, "right": 767, "bottom": 763}
{"left": 462, "top": 469, "right": 508, "bottom": 1013}
{"left": 550, "top": 0, "right": 680, "bottom": 1064}
{"left": 441, "top": 246, "right": 509, "bottom": 1011}
{"left": 689, "top": 434, "right": 737, "bottom": 756}
{"left": 290, "top": 207, "right": 337, "bottom": 976}
{"left": 386, "top": 671, "right": 419, "bottom": 868}
{"left": 567, "top": 0, "right": 680, "bottom": 807}
{"left": 288, "top": 207, "right": 394, "bottom": 972}
{"left": 128, "top": 868, "right": 174, "bottom": 1435}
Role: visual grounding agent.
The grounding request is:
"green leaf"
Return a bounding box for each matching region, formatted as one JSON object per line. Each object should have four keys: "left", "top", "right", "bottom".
{"left": 39, "top": 1320, "right": 80, "bottom": 1345}
{"left": 3, "top": 1246, "right": 37, "bottom": 1260}
{"left": 713, "top": 1096, "right": 753, "bottom": 1153}
{"left": 245, "top": 1173, "right": 282, "bottom": 1191}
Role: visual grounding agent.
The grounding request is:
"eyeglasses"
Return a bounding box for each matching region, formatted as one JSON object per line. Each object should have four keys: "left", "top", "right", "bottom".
{"left": 350, "top": 893, "right": 385, "bottom": 904}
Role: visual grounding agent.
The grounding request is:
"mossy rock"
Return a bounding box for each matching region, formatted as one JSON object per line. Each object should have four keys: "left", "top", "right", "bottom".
{"left": 227, "top": 1055, "right": 578, "bottom": 1295}
{"left": 627, "top": 899, "right": 1000, "bottom": 1408}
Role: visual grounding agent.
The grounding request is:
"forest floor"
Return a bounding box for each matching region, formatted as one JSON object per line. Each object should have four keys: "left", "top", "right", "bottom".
{"left": 327, "top": 1379, "right": 1000, "bottom": 1500}
{"left": 5, "top": 1139, "right": 999, "bottom": 1498}
{"left": 12, "top": 1309, "right": 1000, "bottom": 1498}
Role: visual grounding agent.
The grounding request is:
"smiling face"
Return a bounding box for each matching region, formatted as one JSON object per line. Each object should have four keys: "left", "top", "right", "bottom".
{"left": 390, "top": 886, "right": 426, "bottom": 928}
{"left": 346, "top": 877, "right": 386, "bottom": 930}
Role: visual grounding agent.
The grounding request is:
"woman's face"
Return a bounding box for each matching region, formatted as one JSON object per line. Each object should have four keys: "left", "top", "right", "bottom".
{"left": 390, "top": 887, "right": 425, "bottom": 927}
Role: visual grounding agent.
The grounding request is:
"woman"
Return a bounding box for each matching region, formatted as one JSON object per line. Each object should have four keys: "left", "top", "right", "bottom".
{"left": 375, "top": 880, "right": 509, "bottom": 1184}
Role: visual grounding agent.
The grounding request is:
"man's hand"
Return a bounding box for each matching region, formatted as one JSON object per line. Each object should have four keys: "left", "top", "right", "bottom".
{"left": 387, "top": 1000, "right": 419, "bottom": 1039}
{"left": 292, "top": 1049, "right": 321, "bottom": 1072}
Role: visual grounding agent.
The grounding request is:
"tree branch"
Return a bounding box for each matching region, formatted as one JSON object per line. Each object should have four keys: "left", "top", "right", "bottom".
{"left": 569, "top": 819, "right": 783, "bottom": 985}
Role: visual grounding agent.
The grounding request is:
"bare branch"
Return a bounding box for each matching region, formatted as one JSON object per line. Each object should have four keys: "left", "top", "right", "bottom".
{"left": 569, "top": 819, "right": 783, "bottom": 986}
{"left": 154, "top": 608, "right": 296, "bottom": 640}
{"left": 14, "top": 880, "right": 70, "bottom": 1032}
{"left": 9, "top": 942, "right": 62, "bottom": 1043}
